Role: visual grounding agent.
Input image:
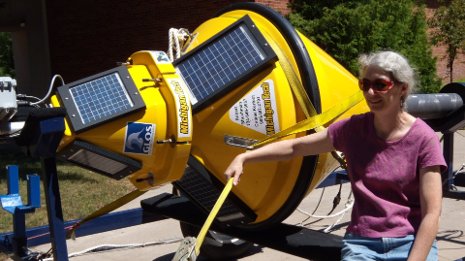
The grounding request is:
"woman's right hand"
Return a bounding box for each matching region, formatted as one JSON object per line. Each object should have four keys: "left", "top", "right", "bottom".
{"left": 224, "top": 153, "right": 245, "bottom": 186}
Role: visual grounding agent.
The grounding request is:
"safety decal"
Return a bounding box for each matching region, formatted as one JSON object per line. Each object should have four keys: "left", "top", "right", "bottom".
{"left": 229, "top": 80, "right": 280, "bottom": 135}
{"left": 124, "top": 122, "right": 156, "bottom": 155}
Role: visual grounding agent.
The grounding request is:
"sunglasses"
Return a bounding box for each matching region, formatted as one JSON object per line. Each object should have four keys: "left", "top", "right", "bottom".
{"left": 359, "top": 78, "right": 395, "bottom": 93}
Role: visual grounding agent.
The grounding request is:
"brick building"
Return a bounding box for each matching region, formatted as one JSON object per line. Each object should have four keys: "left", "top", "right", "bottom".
{"left": 424, "top": 1, "right": 465, "bottom": 84}
{"left": 0, "top": 0, "right": 291, "bottom": 97}
{"left": 45, "top": 0, "right": 291, "bottom": 86}
{"left": 0, "top": 0, "right": 463, "bottom": 97}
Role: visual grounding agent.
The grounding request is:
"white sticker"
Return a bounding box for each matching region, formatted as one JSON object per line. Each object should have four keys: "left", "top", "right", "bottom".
{"left": 229, "top": 80, "right": 280, "bottom": 135}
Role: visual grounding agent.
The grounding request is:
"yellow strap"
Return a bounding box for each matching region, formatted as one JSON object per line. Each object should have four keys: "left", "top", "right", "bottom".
{"left": 268, "top": 37, "right": 316, "bottom": 119}
{"left": 194, "top": 178, "right": 234, "bottom": 255}
{"left": 67, "top": 189, "right": 147, "bottom": 239}
{"left": 251, "top": 91, "right": 364, "bottom": 149}
{"left": 260, "top": 34, "right": 366, "bottom": 149}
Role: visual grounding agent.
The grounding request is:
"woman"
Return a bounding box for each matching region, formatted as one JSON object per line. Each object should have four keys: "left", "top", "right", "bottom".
{"left": 224, "top": 51, "right": 446, "bottom": 260}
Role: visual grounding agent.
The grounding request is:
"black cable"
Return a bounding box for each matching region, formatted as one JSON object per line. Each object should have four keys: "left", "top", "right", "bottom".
{"left": 327, "top": 182, "right": 342, "bottom": 215}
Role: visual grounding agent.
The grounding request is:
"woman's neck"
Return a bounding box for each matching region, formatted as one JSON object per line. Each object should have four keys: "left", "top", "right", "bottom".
{"left": 372, "top": 110, "right": 415, "bottom": 141}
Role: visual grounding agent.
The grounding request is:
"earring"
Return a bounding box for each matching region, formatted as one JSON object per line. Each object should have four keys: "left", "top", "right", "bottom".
{"left": 400, "top": 96, "right": 405, "bottom": 109}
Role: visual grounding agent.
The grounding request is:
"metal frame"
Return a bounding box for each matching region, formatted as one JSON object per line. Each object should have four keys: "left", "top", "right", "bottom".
{"left": 1, "top": 108, "right": 69, "bottom": 260}
{"left": 0, "top": 165, "right": 40, "bottom": 256}
{"left": 443, "top": 133, "right": 465, "bottom": 200}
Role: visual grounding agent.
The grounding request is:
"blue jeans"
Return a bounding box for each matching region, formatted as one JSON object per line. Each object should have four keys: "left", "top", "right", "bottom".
{"left": 341, "top": 234, "right": 438, "bottom": 261}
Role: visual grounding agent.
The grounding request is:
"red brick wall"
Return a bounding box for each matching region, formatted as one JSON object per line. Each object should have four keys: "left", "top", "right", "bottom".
{"left": 48, "top": 1, "right": 465, "bottom": 86}
{"left": 256, "top": 0, "right": 290, "bottom": 15}
{"left": 45, "top": 0, "right": 291, "bottom": 82}
{"left": 45, "top": 0, "right": 251, "bottom": 82}
{"left": 431, "top": 43, "right": 465, "bottom": 84}
{"left": 425, "top": 7, "right": 465, "bottom": 84}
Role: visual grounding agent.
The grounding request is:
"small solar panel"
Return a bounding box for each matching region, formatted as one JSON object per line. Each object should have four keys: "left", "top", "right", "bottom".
{"left": 68, "top": 148, "right": 128, "bottom": 175}
{"left": 57, "top": 66, "right": 145, "bottom": 132}
{"left": 58, "top": 140, "right": 142, "bottom": 180}
{"left": 174, "top": 15, "right": 277, "bottom": 111}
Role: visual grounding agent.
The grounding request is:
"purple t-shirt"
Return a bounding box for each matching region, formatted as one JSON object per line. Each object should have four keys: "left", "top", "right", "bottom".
{"left": 328, "top": 112, "right": 446, "bottom": 238}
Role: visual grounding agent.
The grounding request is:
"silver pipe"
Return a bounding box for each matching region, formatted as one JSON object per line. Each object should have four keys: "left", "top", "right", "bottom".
{"left": 405, "top": 93, "right": 463, "bottom": 120}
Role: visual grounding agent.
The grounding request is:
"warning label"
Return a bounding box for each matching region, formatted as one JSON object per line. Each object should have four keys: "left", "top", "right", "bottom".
{"left": 229, "top": 80, "right": 280, "bottom": 135}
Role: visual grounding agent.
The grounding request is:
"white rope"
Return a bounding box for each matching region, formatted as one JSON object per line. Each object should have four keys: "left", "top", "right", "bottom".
{"left": 323, "top": 198, "right": 353, "bottom": 233}
{"left": 167, "top": 28, "right": 191, "bottom": 62}
{"left": 297, "top": 187, "right": 354, "bottom": 233}
{"left": 40, "top": 237, "right": 183, "bottom": 260}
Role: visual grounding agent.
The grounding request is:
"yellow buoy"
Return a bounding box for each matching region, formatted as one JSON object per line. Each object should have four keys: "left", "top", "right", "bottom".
{"left": 50, "top": 3, "right": 369, "bottom": 229}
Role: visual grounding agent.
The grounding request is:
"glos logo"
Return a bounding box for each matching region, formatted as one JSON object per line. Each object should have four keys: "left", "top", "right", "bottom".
{"left": 124, "top": 122, "right": 156, "bottom": 155}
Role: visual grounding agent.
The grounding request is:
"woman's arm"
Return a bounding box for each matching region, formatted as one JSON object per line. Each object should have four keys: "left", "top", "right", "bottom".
{"left": 224, "top": 129, "right": 334, "bottom": 185}
{"left": 408, "top": 165, "right": 442, "bottom": 261}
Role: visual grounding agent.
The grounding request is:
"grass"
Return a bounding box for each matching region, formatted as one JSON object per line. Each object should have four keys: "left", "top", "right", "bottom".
{"left": 0, "top": 151, "right": 135, "bottom": 234}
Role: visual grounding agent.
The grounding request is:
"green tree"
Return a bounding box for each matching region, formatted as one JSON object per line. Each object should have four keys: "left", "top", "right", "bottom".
{"left": 0, "top": 32, "right": 15, "bottom": 77}
{"left": 428, "top": 0, "right": 465, "bottom": 83}
{"left": 288, "top": 0, "right": 441, "bottom": 93}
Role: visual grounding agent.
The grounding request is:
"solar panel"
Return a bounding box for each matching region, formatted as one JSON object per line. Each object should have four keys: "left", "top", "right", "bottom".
{"left": 58, "top": 140, "right": 142, "bottom": 180}
{"left": 174, "top": 15, "right": 277, "bottom": 111}
{"left": 57, "top": 66, "right": 145, "bottom": 132}
{"left": 68, "top": 148, "right": 128, "bottom": 175}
